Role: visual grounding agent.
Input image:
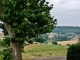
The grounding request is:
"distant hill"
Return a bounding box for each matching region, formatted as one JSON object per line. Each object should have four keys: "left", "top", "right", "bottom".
{"left": 53, "top": 26, "right": 80, "bottom": 35}
{"left": 42, "top": 26, "right": 80, "bottom": 41}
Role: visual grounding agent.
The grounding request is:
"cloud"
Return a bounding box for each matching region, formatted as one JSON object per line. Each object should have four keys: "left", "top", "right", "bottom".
{"left": 47, "top": 0, "right": 80, "bottom": 10}
{"left": 46, "top": 0, "right": 80, "bottom": 26}
{"left": 61, "top": 0, "right": 80, "bottom": 10}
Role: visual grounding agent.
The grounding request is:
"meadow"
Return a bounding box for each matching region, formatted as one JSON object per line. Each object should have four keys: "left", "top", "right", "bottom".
{"left": 0, "top": 38, "right": 78, "bottom": 60}
{"left": 22, "top": 44, "right": 68, "bottom": 59}
{"left": 0, "top": 42, "right": 68, "bottom": 60}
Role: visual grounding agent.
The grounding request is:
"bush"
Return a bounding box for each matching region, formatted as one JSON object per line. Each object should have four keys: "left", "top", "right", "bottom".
{"left": 59, "top": 44, "right": 61, "bottom": 45}
{"left": 66, "top": 44, "right": 70, "bottom": 46}
{"left": 0, "top": 47, "right": 13, "bottom": 60}
{"left": 52, "top": 41, "right": 58, "bottom": 45}
{"left": 0, "top": 38, "right": 10, "bottom": 47}
{"left": 44, "top": 41, "right": 48, "bottom": 44}
{"left": 35, "top": 37, "right": 46, "bottom": 43}
{"left": 67, "top": 44, "right": 80, "bottom": 60}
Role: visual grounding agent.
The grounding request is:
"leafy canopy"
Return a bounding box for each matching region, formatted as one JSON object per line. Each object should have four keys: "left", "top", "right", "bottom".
{"left": 1, "top": 0, "right": 57, "bottom": 40}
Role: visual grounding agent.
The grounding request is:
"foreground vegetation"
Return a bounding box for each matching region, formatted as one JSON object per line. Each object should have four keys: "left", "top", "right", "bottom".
{"left": 0, "top": 43, "right": 68, "bottom": 60}
{"left": 22, "top": 44, "right": 68, "bottom": 58}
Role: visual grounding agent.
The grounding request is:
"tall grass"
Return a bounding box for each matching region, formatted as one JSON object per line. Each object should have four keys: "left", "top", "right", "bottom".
{"left": 22, "top": 44, "right": 68, "bottom": 57}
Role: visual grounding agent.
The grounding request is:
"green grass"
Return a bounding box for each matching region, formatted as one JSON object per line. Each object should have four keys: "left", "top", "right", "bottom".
{"left": 0, "top": 44, "right": 68, "bottom": 59}
{"left": 22, "top": 44, "right": 68, "bottom": 57}
{"left": 26, "top": 44, "right": 67, "bottom": 52}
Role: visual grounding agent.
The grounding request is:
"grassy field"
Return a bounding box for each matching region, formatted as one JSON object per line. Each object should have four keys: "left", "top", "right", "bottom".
{"left": 22, "top": 44, "right": 68, "bottom": 59}
{"left": 1, "top": 39, "right": 76, "bottom": 60}
{"left": 0, "top": 39, "right": 78, "bottom": 60}
{"left": 0, "top": 43, "right": 67, "bottom": 60}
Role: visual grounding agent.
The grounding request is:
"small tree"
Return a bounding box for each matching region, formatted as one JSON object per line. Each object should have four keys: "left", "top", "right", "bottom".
{"left": 0, "top": 0, "right": 57, "bottom": 60}
{"left": 52, "top": 40, "right": 58, "bottom": 45}
{"left": 35, "top": 37, "right": 46, "bottom": 43}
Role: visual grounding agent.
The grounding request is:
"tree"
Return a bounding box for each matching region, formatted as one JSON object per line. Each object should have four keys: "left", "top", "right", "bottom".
{"left": 35, "top": 37, "right": 46, "bottom": 43}
{"left": 0, "top": 0, "right": 57, "bottom": 60}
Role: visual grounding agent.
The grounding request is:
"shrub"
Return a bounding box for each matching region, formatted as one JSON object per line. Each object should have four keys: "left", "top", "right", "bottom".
{"left": 67, "top": 44, "right": 80, "bottom": 60}
{"left": 66, "top": 44, "right": 70, "bottom": 46}
{"left": 59, "top": 44, "right": 61, "bottom": 45}
{"left": 0, "top": 38, "right": 10, "bottom": 47}
{"left": 0, "top": 38, "right": 13, "bottom": 60}
{"left": 35, "top": 37, "right": 46, "bottom": 43}
{"left": 44, "top": 41, "right": 48, "bottom": 44}
{"left": 0, "top": 47, "right": 13, "bottom": 60}
{"left": 52, "top": 41, "right": 58, "bottom": 45}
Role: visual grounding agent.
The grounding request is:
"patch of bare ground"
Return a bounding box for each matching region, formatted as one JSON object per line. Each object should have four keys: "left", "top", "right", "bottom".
{"left": 58, "top": 40, "right": 78, "bottom": 46}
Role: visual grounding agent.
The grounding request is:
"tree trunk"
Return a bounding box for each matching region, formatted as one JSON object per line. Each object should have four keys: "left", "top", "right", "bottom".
{"left": 4, "top": 22, "right": 22, "bottom": 60}
{"left": 11, "top": 42, "right": 22, "bottom": 60}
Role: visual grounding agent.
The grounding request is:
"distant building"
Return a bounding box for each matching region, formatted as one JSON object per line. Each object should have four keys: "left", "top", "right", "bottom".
{"left": 46, "top": 33, "right": 58, "bottom": 40}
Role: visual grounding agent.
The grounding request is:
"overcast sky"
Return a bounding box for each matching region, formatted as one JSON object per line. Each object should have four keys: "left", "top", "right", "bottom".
{"left": 46, "top": 0, "right": 80, "bottom": 26}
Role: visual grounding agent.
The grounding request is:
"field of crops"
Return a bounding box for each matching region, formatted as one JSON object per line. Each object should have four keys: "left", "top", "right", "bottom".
{"left": 22, "top": 44, "right": 68, "bottom": 59}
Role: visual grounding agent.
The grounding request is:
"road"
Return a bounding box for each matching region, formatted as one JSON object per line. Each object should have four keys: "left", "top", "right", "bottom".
{"left": 32, "top": 56, "right": 66, "bottom": 60}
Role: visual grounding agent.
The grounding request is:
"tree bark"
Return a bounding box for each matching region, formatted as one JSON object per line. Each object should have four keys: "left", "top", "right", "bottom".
{"left": 11, "top": 42, "right": 22, "bottom": 60}
{"left": 4, "top": 22, "right": 22, "bottom": 60}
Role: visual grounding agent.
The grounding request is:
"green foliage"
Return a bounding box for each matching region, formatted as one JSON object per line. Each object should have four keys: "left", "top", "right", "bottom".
{"left": 35, "top": 37, "right": 46, "bottom": 43}
{"left": 0, "top": 47, "right": 13, "bottom": 60}
{"left": 66, "top": 44, "right": 70, "bottom": 46}
{"left": 52, "top": 26, "right": 80, "bottom": 41}
{"left": 52, "top": 40, "right": 58, "bottom": 45}
{"left": 25, "top": 38, "right": 35, "bottom": 44}
{"left": 57, "top": 35, "right": 69, "bottom": 41}
{"left": 27, "top": 40, "right": 33, "bottom": 44}
{"left": 0, "top": 39, "right": 12, "bottom": 60}
{"left": 1, "top": 0, "right": 57, "bottom": 39}
{"left": 0, "top": 38, "right": 24, "bottom": 60}
{"left": 53, "top": 26, "right": 80, "bottom": 35}
{"left": 67, "top": 44, "right": 80, "bottom": 60}
{"left": 0, "top": 38, "right": 10, "bottom": 47}
{"left": 0, "top": 41, "right": 2, "bottom": 46}
{"left": 0, "top": 0, "right": 3, "bottom": 18}
{"left": 0, "top": 0, "right": 57, "bottom": 59}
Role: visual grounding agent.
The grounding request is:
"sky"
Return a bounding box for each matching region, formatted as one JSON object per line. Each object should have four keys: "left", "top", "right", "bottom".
{"left": 46, "top": 0, "right": 80, "bottom": 26}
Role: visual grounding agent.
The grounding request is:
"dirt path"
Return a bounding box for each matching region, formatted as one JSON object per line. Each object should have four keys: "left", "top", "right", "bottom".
{"left": 32, "top": 56, "right": 66, "bottom": 60}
